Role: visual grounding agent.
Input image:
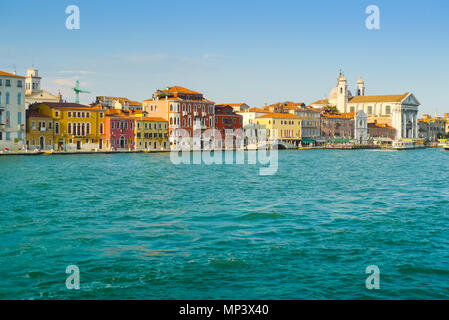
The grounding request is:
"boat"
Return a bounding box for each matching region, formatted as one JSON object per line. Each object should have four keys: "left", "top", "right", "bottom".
{"left": 392, "top": 139, "right": 418, "bottom": 150}
{"left": 443, "top": 144, "right": 449, "bottom": 151}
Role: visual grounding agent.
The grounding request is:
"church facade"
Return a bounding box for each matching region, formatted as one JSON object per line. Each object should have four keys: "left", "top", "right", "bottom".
{"left": 311, "top": 74, "right": 420, "bottom": 140}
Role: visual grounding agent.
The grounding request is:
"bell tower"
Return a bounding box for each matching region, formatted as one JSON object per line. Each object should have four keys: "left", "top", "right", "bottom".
{"left": 336, "top": 72, "right": 348, "bottom": 113}
{"left": 25, "top": 69, "right": 41, "bottom": 95}
{"left": 356, "top": 76, "right": 365, "bottom": 96}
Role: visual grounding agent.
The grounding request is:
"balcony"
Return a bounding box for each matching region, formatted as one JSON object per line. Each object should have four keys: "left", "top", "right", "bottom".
{"left": 39, "top": 127, "right": 47, "bottom": 132}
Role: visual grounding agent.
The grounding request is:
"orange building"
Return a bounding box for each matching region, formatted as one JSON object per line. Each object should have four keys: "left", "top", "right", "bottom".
{"left": 142, "top": 86, "right": 215, "bottom": 149}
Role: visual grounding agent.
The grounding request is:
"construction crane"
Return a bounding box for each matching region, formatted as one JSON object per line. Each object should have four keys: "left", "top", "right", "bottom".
{"left": 72, "top": 80, "right": 90, "bottom": 104}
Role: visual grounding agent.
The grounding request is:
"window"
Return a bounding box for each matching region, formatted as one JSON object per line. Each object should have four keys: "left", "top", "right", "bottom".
{"left": 55, "top": 111, "right": 59, "bottom": 117}
{"left": 32, "top": 121, "right": 36, "bottom": 130}
{"left": 350, "top": 106, "right": 355, "bottom": 113}
{"left": 385, "top": 106, "right": 391, "bottom": 115}
{"left": 17, "top": 112, "right": 22, "bottom": 125}
{"left": 17, "top": 93, "right": 22, "bottom": 105}
{"left": 0, "top": 92, "right": 2, "bottom": 104}
{"left": 367, "top": 106, "right": 373, "bottom": 115}
{"left": 68, "top": 123, "right": 72, "bottom": 134}
{"left": 17, "top": 80, "right": 22, "bottom": 88}
{"left": 68, "top": 112, "right": 72, "bottom": 117}
{"left": 0, "top": 79, "right": 2, "bottom": 86}
{"left": 100, "top": 113, "right": 104, "bottom": 118}
{"left": 6, "top": 92, "right": 10, "bottom": 104}
{"left": 5, "top": 80, "right": 11, "bottom": 87}
{"left": 55, "top": 122, "right": 60, "bottom": 134}
{"left": 6, "top": 111, "right": 10, "bottom": 127}
{"left": 87, "top": 123, "right": 90, "bottom": 134}
{"left": 100, "top": 123, "right": 104, "bottom": 134}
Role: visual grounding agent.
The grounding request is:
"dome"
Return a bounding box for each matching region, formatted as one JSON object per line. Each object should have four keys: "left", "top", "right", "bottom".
{"left": 329, "top": 87, "right": 339, "bottom": 104}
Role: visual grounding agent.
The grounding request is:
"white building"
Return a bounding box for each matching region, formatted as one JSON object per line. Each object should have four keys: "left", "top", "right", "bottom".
{"left": 354, "top": 110, "right": 369, "bottom": 144}
{"left": 0, "top": 70, "right": 26, "bottom": 150}
{"left": 236, "top": 107, "right": 269, "bottom": 127}
{"left": 311, "top": 73, "right": 420, "bottom": 140}
{"left": 25, "top": 69, "right": 61, "bottom": 108}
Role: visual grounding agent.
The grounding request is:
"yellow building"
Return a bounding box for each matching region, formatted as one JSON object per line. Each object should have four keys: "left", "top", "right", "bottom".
{"left": 133, "top": 114, "right": 169, "bottom": 150}
{"left": 25, "top": 110, "right": 54, "bottom": 150}
{"left": 255, "top": 112, "right": 301, "bottom": 146}
{"left": 29, "top": 102, "right": 106, "bottom": 151}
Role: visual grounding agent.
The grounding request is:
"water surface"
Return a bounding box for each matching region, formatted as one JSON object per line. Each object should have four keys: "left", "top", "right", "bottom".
{"left": 1, "top": 149, "right": 449, "bottom": 299}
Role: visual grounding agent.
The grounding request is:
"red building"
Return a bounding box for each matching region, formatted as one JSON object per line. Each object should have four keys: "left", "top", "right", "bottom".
{"left": 214, "top": 104, "right": 243, "bottom": 138}
{"left": 105, "top": 110, "right": 135, "bottom": 150}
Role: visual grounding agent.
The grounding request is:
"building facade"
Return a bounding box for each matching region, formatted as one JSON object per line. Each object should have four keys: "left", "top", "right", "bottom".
{"left": 142, "top": 86, "right": 215, "bottom": 149}
{"left": 25, "top": 110, "right": 54, "bottom": 150}
{"left": 291, "top": 107, "right": 321, "bottom": 140}
{"left": 311, "top": 73, "right": 420, "bottom": 140}
{"left": 214, "top": 104, "right": 243, "bottom": 137}
{"left": 320, "top": 112, "right": 354, "bottom": 140}
{"left": 133, "top": 115, "right": 169, "bottom": 151}
{"left": 29, "top": 102, "right": 106, "bottom": 151}
{"left": 255, "top": 113, "right": 301, "bottom": 146}
{"left": 368, "top": 122, "right": 396, "bottom": 141}
{"left": 418, "top": 114, "right": 446, "bottom": 141}
{"left": 0, "top": 70, "right": 26, "bottom": 150}
{"left": 105, "top": 114, "right": 135, "bottom": 150}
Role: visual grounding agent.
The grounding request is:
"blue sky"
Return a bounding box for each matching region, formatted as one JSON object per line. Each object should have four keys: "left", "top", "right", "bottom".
{"left": 1, "top": 0, "right": 448, "bottom": 114}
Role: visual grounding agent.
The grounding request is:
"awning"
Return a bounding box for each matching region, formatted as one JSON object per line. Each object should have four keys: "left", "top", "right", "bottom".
{"left": 301, "top": 139, "right": 316, "bottom": 144}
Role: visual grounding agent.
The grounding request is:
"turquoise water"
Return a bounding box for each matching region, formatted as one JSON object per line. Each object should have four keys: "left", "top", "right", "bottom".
{"left": 1, "top": 149, "right": 449, "bottom": 299}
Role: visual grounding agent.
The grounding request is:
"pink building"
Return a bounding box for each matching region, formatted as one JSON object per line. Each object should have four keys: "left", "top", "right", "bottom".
{"left": 105, "top": 115, "right": 135, "bottom": 150}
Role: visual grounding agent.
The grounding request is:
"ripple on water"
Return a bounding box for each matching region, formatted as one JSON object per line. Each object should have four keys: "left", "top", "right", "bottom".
{"left": 1, "top": 150, "right": 449, "bottom": 299}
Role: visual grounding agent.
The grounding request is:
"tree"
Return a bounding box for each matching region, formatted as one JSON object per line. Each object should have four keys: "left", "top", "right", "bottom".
{"left": 323, "top": 105, "right": 339, "bottom": 114}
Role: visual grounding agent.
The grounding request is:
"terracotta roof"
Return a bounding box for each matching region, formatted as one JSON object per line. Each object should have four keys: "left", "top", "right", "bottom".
{"left": 0, "top": 70, "right": 25, "bottom": 78}
{"left": 166, "top": 86, "right": 202, "bottom": 95}
{"left": 311, "top": 99, "right": 329, "bottom": 105}
{"left": 220, "top": 103, "right": 246, "bottom": 107}
{"left": 129, "top": 101, "right": 142, "bottom": 106}
{"left": 349, "top": 93, "right": 409, "bottom": 103}
{"left": 255, "top": 112, "right": 300, "bottom": 119}
{"left": 322, "top": 112, "right": 355, "bottom": 119}
{"left": 38, "top": 102, "right": 104, "bottom": 111}
{"left": 368, "top": 123, "right": 395, "bottom": 129}
{"left": 241, "top": 107, "right": 268, "bottom": 113}
{"left": 26, "top": 110, "right": 52, "bottom": 118}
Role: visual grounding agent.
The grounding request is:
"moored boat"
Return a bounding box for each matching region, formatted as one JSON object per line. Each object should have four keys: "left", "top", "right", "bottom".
{"left": 392, "top": 139, "right": 418, "bottom": 150}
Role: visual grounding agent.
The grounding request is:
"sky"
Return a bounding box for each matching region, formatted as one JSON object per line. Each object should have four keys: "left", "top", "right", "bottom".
{"left": 1, "top": 0, "right": 448, "bottom": 115}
